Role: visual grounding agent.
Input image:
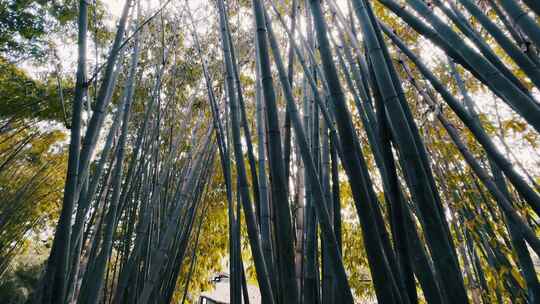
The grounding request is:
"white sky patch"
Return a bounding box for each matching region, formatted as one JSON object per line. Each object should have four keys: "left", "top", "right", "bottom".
{"left": 104, "top": 0, "right": 125, "bottom": 20}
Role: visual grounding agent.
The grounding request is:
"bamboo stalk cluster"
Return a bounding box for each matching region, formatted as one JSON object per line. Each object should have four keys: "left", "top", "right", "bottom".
{"left": 11, "top": 0, "right": 540, "bottom": 303}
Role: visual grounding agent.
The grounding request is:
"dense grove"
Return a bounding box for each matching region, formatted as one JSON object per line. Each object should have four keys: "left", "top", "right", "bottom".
{"left": 1, "top": 0, "right": 540, "bottom": 303}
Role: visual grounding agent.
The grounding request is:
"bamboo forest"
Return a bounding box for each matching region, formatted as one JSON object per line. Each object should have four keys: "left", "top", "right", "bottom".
{"left": 2, "top": 0, "right": 540, "bottom": 303}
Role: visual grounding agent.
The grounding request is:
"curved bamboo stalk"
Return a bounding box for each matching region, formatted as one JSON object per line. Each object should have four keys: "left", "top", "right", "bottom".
{"left": 457, "top": 0, "right": 540, "bottom": 89}
{"left": 377, "top": 0, "right": 540, "bottom": 133}
{"left": 497, "top": 0, "right": 540, "bottom": 49}
{"left": 350, "top": 0, "right": 468, "bottom": 301}
{"left": 381, "top": 24, "right": 540, "bottom": 216}
{"left": 435, "top": 0, "right": 531, "bottom": 95}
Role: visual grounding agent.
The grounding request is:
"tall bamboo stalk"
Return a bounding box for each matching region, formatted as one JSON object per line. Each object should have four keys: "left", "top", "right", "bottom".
{"left": 350, "top": 0, "right": 468, "bottom": 301}
{"left": 39, "top": 1, "right": 88, "bottom": 302}
{"left": 217, "top": 1, "right": 275, "bottom": 302}
{"left": 251, "top": 0, "right": 299, "bottom": 302}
